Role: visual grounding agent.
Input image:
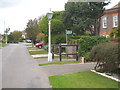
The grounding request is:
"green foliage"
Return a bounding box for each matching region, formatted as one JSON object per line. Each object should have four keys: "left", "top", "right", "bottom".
{"left": 89, "top": 42, "right": 119, "bottom": 74}
{"left": 25, "top": 19, "right": 40, "bottom": 44}
{"left": 39, "top": 11, "right": 66, "bottom": 44}
{"left": 43, "top": 36, "right": 48, "bottom": 44}
{"left": 39, "top": 16, "right": 48, "bottom": 34}
{"left": 110, "top": 25, "right": 120, "bottom": 38}
{"left": 62, "top": 2, "right": 109, "bottom": 35}
{"left": 52, "top": 34, "right": 66, "bottom": 44}
{"left": 77, "top": 36, "right": 108, "bottom": 57}
{"left": 51, "top": 19, "right": 65, "bottom": 34}
{"left": 39, "top": 11, "right": 65, "bottom": 38}
{"left": 8, "top": 31, "right": 22, "bottom": 43}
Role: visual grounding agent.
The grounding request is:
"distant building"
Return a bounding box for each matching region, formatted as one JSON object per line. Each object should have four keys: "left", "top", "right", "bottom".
{"left": 22, "top": 31, "right": 27, "bottom": 39}
{"left": 100, "top": 2, "right": 120, "bottom": 37}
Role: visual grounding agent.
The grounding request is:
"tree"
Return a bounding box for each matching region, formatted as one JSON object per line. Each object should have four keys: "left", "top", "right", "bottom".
{"left": 8, "top": 31, "right": 22, "bottom": 43}
{"left": 39, "top": 11, "right": 66, "bottom": 44}
{"left": 62, "top": 2, "right": 109, "bottom": 35}
{"left": 39, "top": 11, "right": 65, "bottom": 35}
{"left": 36, "top": 33, "right": 46, "bottom": 42}
{"left": 25, "top": 18, "right": 40, "bottom": 44}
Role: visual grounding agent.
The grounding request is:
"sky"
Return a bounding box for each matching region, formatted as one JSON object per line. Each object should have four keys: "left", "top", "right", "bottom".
{"left": 0, "top": 0, "right": 119, "bottom": 34}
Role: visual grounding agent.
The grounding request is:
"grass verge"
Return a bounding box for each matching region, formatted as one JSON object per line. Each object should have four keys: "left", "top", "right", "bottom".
{"left": 34, "top": 55, "right": 71, "bottom": 59}
{"left": 27, "top": 47, "right": 42, "bottom": 50}
{"left": 0, "top": 43, "right": 8, "bottom": 47}
{"left": 26, "top": 44, "right": 32, "bottom": 46}
{"left": 39, "top": 61, "right": 80, "bottom": 66}
{"left": 29, "top": 50, "right": 48, "bottom": 55}
{"left": 49, "top": 71, "right": 119, "bottom": 88}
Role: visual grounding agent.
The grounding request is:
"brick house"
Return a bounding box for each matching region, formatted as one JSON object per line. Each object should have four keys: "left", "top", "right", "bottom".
{"left": 100, "top": 2, "right": 120, "bottom": 37}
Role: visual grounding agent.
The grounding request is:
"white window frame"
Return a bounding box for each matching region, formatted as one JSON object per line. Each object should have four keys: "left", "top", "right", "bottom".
{"left": 102, "top": 17, "right": 107, "bottom": 28}
{"left": 113, "top": 15, "right": 118, "bottom": 27}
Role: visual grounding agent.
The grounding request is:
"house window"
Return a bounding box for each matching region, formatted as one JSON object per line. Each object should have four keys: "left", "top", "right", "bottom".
{"left": 113, "top": 15, "right": 118, "bottom": 27}
{"left": 102, "top": 17, "right": 107, "bottom": 28}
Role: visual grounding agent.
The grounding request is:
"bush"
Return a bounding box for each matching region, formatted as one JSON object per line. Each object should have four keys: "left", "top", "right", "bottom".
{"left": 77, "top": 36, "right": 108, "bottom": 57}
{"left": 68, "top": 36, "right": 108, "bottom": 61}
{"left": 52, "top": 34, "right": 66, "bottom": 44}
{"left": 89, "top": 42, "right": 120, "bottom": 74}
{"left": 110, "top": 25, "right": 120, "bottom": 38}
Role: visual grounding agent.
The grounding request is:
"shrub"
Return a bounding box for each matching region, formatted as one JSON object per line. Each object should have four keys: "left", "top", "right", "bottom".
{"left": 52, "top": 34, "right": 66, "bottom": 44}
{"left": 89, "top": 42, "right": 120, "bottom": 74}
{"left": 110, "top": 24, "right": 120, "bottom": 38}
{"left": 77, "top": 36, "right": 108, "bottom": 57}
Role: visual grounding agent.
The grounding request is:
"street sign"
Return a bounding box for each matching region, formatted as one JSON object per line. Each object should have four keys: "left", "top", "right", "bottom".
{"left": 66, "top": 30, "right": 72, "bottom": 34}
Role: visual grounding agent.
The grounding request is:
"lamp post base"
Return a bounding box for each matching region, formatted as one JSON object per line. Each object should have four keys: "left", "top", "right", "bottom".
{"left": 48, "top": 53, "right": 52, "bottom": 62}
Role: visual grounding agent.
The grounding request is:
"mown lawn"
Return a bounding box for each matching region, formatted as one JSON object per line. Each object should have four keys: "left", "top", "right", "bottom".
{"left": 39, "top": 61, "right": 80, "bottom": 66}
{"left": 49, "top": 71, "right": 119, "bottom": 88}
{"left": 26, "top": 44, "right": 48, "bottom": 55}
{"left": 26, "top": 44, "right": 32, "bottom": 46}
{"left": 0, "top": 43, "right": 8, "bottom": 47}
{"left": 27, "top": 47, "right": 42, "bottom": 50}
{"left": 34, "top": 55, "right": 71, "bottom": 59}
{"left": 29, "top": 50, "right": 48, "bottom": 55}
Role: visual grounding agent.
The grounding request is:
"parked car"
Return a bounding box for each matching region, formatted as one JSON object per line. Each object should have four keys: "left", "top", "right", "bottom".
{"left": 35, "top": 42, "right": 44, "bottom": 48}
{"left": 26, "top": 40, "right": 32, "bottom": 43}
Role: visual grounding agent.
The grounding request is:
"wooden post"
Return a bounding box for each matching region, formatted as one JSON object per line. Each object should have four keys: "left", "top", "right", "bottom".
{"left": 59, "top": 45, "right": 62, "bottom": 61}
{"left": 76, "top": 45, "right": 78, "bottom": 61}
{"left": 52, "top": 45, "right": 54, "bottom": 59}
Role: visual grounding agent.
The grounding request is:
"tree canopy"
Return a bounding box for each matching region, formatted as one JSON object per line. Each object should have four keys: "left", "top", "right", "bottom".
{"left": 8, "top": 31, "right": 22, "bottom": 43}
{"left": 25, "top": 18, "right": 40, "bottom": 44}
{"left": 39, "top": 11, "right": 66, "bottom": 44}
{"left": 39, "top": 11, "right": 65, "bottom": 35}
{"left": 62, "top": 2, "right": 109, "bottom": 35}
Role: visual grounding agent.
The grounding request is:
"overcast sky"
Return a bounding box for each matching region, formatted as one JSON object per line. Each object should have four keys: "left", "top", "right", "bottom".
{"left": 0, "top": 0, "right": 119, "bottom": 34}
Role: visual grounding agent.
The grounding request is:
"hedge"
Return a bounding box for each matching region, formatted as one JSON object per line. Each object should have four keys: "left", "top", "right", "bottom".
{"left": 69, "top": 36, "right": 108, "bottom": 58}
{"left": 89, "top": 42, "right": 120, "bottom": 74}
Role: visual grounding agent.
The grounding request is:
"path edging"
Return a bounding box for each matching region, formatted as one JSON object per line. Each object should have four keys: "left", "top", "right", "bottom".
{"left": 91, "top": 70, "right": 120, "bottom": 82}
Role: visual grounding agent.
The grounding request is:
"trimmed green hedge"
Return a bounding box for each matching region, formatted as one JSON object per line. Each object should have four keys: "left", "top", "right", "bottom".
{"left": 89, "top": 42, "right": 119, "bottom": 74}
{"left": 69, "top": 36, "right": 108, "bottom": 58}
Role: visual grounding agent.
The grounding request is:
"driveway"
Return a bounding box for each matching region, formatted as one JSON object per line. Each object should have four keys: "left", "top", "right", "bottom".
{"left": 2, "top": 43, "right": 50, "bottom": 88}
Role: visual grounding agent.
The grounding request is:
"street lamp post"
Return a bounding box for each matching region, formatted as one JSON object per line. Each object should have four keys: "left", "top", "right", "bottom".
{"left": 47, "top": 9, "right": 53, "bottom": 62}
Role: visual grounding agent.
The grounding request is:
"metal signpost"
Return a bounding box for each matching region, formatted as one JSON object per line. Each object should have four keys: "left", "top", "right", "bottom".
{"left": 66, "top": 30, "right": 72, "bottom": 44}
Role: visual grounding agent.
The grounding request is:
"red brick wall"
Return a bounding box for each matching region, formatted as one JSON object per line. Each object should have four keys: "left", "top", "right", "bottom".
{"left": 100, "top": 8, "right": 118, "bottom": 35}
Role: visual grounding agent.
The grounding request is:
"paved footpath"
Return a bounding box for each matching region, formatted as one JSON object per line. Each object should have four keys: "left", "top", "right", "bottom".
{"left": 2, "top": 43, "right": 50, "bottom": 88}
{"left": 36, "top": 59, "right": 96, "bottom": 76}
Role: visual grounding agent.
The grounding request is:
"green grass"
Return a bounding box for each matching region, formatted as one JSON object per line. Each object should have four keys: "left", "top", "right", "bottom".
{"left": 0, "top": 43, "right": 8, "bottom": 47}
{"left": 34, "top": 55, "right": 71, "bottom": 59}
{"left": 39, "top": 61, "right": 80, "bottom": 66}
{"left": 27, "top": 47, "right": 42, "bottom": 50}
{"left": 26, "top": 45, "right": 48, "bottom": 55}
{"left": 26, "top": 44, "right": 32, "bottom": 46}
{"left": 29, "top": 50, "right": 48, "bottom": 55}
{"left": 49, "top": 71, "right": 119, "bottom": 88}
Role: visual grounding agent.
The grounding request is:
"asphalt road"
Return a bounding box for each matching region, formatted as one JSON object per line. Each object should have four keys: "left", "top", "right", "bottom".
{"left": 1, "top": 43, "right": 95, "bottom": 89}
{"left": 2, "top": 43, "right": 50, "bottom": 88}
